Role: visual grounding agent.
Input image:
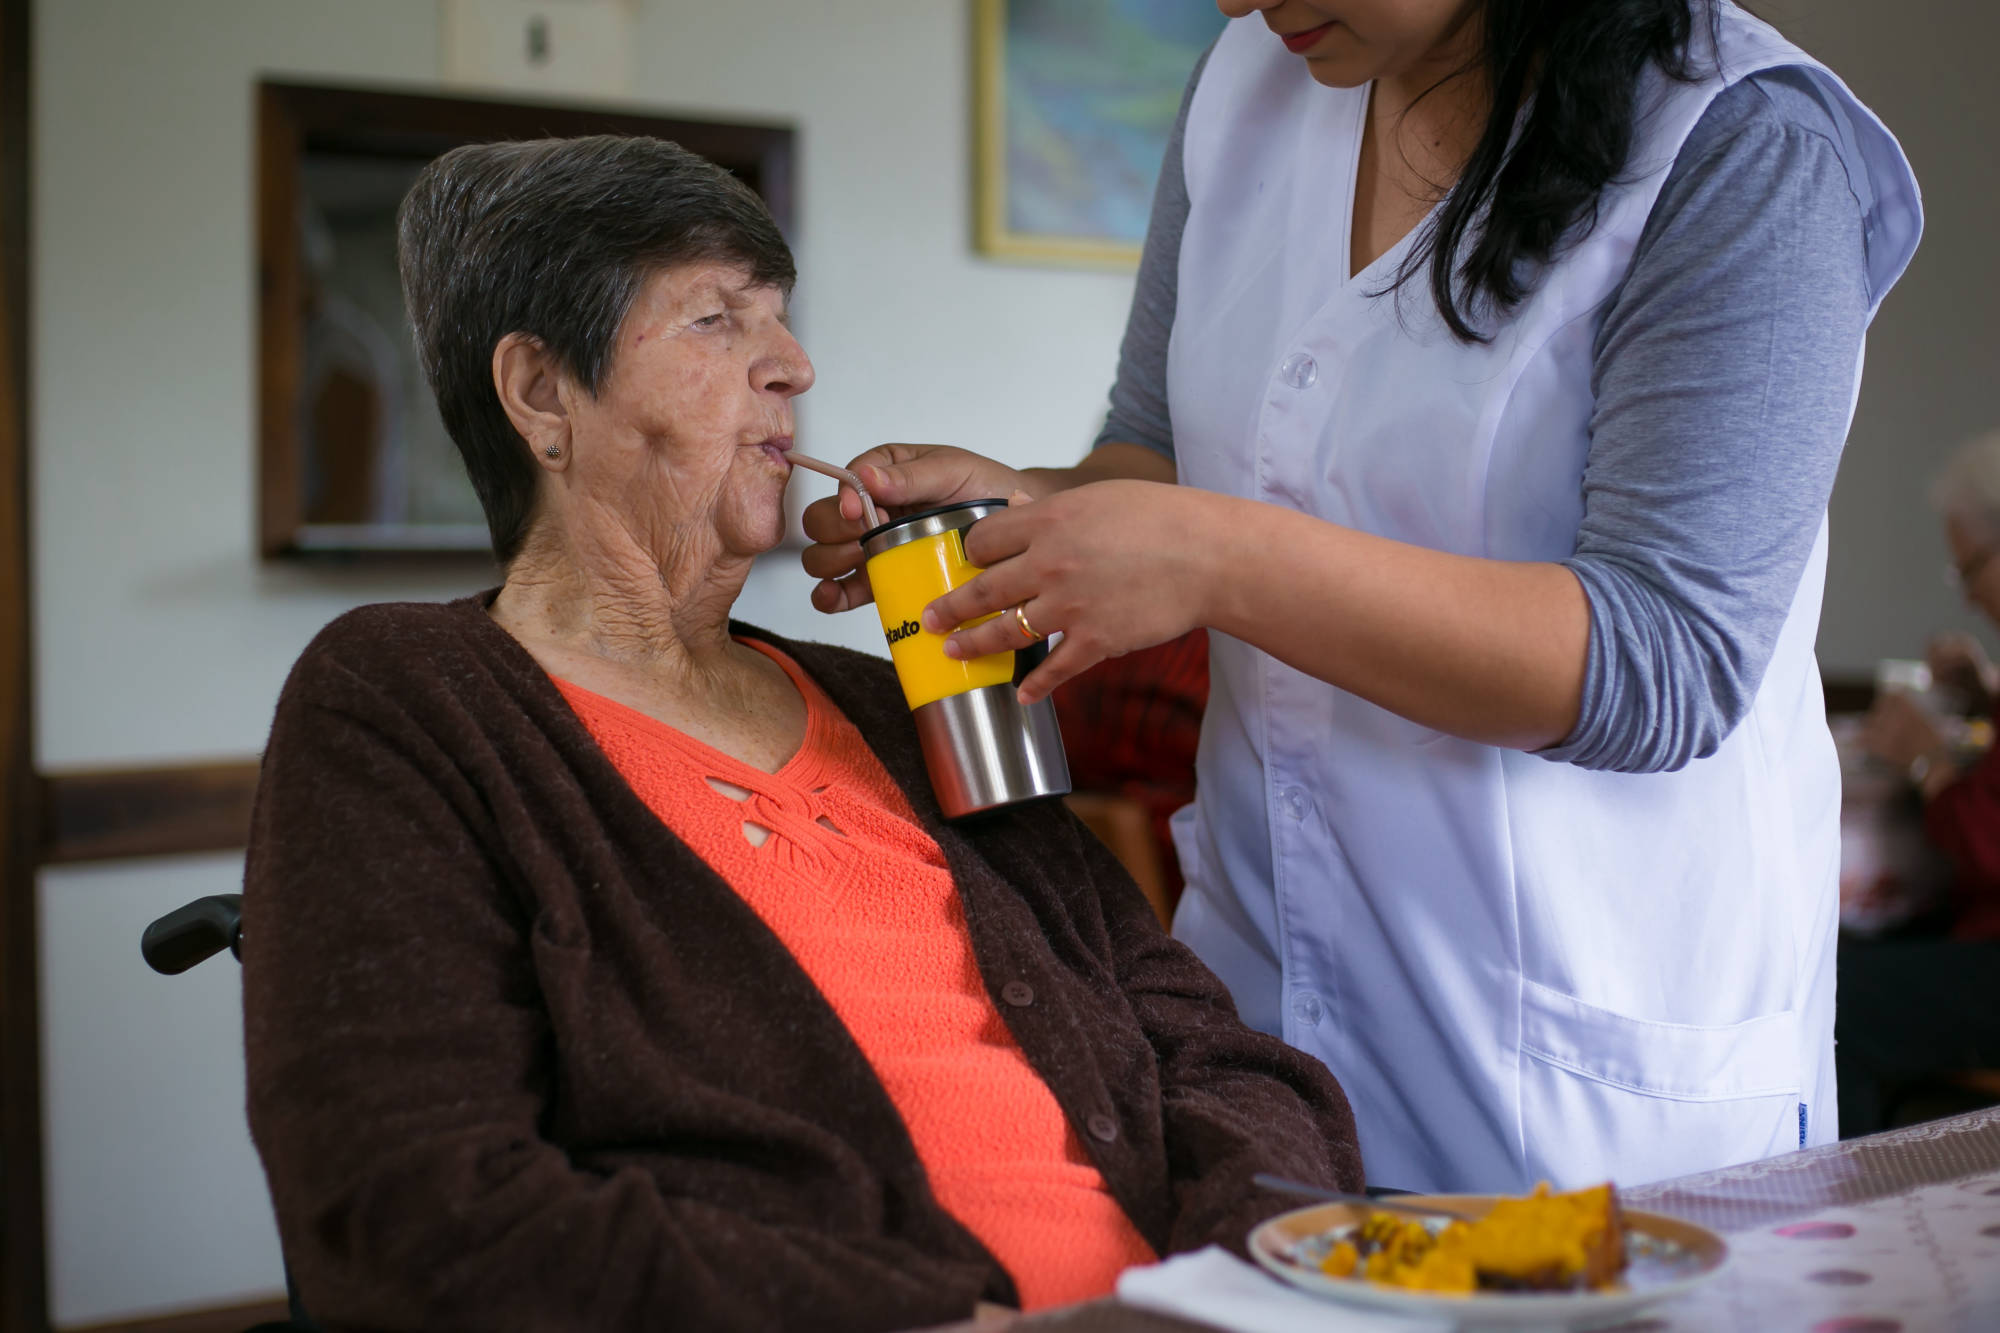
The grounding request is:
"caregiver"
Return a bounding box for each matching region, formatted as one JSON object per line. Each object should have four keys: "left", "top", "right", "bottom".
{"left": 803, "top": 0, "right": 1920, "bottom": 1193}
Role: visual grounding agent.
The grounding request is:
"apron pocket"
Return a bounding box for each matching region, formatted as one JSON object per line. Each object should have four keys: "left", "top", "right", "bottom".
{"left": 1517, "top": 977, "right": 1802, "bottom": 1188}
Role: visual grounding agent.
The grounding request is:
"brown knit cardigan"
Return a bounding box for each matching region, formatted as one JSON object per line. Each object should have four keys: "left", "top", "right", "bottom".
{"left": 241, "top": 595, "right": 1363, "bottom": 1332}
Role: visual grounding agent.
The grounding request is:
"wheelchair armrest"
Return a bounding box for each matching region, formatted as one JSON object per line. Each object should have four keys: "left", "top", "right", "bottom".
{"left": 141, "top": 893, "right": 245, "bottom": 974}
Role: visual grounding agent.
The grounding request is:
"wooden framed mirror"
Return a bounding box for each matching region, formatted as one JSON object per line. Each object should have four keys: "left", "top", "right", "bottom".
{"left": 255, "top": 80, "right": 795, "bottom": 557}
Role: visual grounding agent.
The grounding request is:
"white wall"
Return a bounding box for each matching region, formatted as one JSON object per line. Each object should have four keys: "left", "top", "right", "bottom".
{"left": 38, "top": 855, "right": 277, "bottom": 1324}
{"left": 1763, "top": 0, "right": 2000, "bottom": 672}
{"left": 32, "top": 0, "right": 1134, "bottom": 1323}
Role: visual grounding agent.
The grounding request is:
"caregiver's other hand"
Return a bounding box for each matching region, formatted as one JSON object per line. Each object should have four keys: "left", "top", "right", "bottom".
{"left": 925, "top": 480, "right": 1220, "bottom": 704}
{"left": 800, "top": 443, "right": 1031, "bottom": 613}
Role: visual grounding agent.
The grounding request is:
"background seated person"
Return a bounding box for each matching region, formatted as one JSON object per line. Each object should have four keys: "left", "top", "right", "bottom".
{"left": 1843, "top": 430, "right": 2000, "bottom": 1135}
{"left": 241, "top": 135, "right": 1364, "bottom": 1333}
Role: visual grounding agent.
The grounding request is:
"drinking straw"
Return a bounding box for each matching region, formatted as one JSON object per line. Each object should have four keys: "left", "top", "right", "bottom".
{"left": 787, "top": 451, "right": 881, "bottom": 530}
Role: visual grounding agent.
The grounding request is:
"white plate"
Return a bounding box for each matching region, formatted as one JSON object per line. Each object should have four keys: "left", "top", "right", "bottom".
{"left": 1247, "top": 1194, "right": 1728, "bottom": 1330}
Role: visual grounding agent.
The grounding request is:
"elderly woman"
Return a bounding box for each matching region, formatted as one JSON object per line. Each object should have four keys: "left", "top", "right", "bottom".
{"left": 1840, "top": 430, "right": 2000, "bottom": 1134}
{"left": 240, "top": 135, "right": 1362, "bottom": 1333}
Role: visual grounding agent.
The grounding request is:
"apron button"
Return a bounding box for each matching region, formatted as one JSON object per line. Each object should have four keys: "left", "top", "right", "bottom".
{"left": 1001, "top": 980, "right": 1035, "bottom": 1007}
{"left": 1087, "top": 1113, "right": 1120, "bottom": 1143}
{"left": 1280, "top": 352, "right": 1319, "bottom": 390}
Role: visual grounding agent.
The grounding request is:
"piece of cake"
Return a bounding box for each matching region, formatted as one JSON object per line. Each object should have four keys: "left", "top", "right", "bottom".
{"left": 1462, "top": 1182, "right": 1627, "bottom": 1291}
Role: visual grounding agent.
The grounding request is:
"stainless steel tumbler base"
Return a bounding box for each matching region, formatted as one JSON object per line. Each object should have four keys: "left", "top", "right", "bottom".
{"left": 913, "top": 683, "right": 1071, "bottom": 818}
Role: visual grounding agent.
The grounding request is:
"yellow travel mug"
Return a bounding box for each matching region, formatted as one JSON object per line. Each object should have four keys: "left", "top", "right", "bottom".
{"left": 862, "top": 501, "right": 1070, "bottom": 817}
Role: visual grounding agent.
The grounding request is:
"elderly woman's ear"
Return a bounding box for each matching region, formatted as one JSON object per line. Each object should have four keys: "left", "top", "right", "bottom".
{"left": 492, "top": 332, "right": 575, "bottom": 470}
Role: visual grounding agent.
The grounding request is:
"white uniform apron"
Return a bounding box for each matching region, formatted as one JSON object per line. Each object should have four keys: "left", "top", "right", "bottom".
{"left": 1167, "top": 3, "right": 1921, "bottom": 1192}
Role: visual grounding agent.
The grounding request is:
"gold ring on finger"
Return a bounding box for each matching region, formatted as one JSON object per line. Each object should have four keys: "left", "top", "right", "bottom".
{"left": 1012, "top": 603, "right": 1044, "bottom": 643}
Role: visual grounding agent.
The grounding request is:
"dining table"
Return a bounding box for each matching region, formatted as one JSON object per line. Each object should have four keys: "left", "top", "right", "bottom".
{"left": 919, "top": 1104, "right": 2000, "bottom": 1332}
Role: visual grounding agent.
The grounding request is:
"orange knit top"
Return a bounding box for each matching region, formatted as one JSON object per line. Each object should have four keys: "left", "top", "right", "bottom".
{"left": 552, "top": 641, "right": 1156, "bottom": 1310}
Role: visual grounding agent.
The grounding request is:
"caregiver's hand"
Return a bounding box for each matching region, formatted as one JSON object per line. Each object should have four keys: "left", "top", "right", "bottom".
{"left": 799, "top": 444, "right": 1033, "bottom": 614}
{"left": 924, "top": 480, "right": 1220, "bottom": 704}
{"left": 799, "top": 441, "right": 1174, "bottom": 614}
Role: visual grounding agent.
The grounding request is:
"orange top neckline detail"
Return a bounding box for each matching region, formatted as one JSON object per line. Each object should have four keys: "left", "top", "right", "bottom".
{"left": 552, "top": 640, "right": 1155, "bottom": 1309}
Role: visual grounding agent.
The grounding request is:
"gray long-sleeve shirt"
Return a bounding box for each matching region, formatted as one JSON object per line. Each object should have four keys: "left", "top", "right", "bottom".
{"left": 1098, "top": 63, "right": 1870, "bottom": 773}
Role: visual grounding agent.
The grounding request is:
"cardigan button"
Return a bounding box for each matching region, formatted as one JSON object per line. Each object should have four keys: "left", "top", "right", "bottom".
{"left": 1001, "top": 980, "right": 1035, "bottom": 1008}
{"left": 1087, "top": 1113, "right": 1119, "bottom": 1144}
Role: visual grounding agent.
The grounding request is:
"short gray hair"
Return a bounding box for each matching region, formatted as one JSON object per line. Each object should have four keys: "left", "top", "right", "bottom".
{"left": 397, "top": 135, "right": 796, "bottom": 563}
{"left": 1930, "top": 429, "right": 2000, "bottom": 546}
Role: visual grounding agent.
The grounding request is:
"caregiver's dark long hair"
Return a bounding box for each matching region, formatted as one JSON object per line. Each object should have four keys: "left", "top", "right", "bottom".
{"left": 1402, "top": 0, "right": 1720, "bottom": 341}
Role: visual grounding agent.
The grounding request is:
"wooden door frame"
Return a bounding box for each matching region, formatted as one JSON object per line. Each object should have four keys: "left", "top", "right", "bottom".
{"left": 0, "top": 0, "right": 45, "bottom": 1325}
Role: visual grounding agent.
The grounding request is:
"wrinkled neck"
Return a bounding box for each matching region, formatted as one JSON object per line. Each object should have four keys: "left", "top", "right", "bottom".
{"left": 492, "top": 512, "right": 752, "bottom": 676}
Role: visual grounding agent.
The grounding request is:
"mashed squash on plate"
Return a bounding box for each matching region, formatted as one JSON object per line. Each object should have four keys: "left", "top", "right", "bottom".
{"left": 1320, "top": 1182, "right": 1627, "bottom": 1293}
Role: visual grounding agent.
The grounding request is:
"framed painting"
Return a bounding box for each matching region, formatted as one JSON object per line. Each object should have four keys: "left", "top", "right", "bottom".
{"left": 256, "top": 81, "right": 794, "bottom": 557}
{"left": 974, "top": 0, "right": 1228, "bottom": 266}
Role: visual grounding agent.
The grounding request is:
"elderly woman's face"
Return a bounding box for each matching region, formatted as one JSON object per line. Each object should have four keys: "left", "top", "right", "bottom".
{"left": 563, "top": 262, "right": 812, "bottom": 561}
{"left": 1947, "top": 512, "right": 2000, "bottom": 626}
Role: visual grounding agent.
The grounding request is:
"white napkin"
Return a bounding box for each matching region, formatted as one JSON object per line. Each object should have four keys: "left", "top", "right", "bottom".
{"left": 1115, "top": 1246, "right": 1454, "bottom": 1333}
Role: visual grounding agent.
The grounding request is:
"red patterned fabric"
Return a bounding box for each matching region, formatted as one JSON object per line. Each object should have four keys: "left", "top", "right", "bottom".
{"left": 1053, "top": 630, "right": 1210, "bottom": 898}
{"left": 1922, "top": 705, "right": 2000, "bottom": 941}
